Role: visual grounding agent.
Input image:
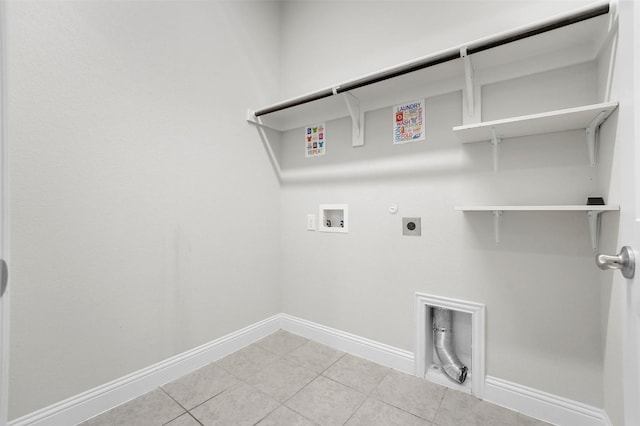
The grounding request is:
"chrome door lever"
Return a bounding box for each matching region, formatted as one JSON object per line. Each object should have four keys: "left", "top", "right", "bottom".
{"left": 595, "top": 246, "right": 635, "bottom": 279}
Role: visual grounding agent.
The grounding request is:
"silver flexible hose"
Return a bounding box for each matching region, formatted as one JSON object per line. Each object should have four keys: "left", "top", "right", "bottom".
{"left": 433, "top": 307, "right": 468, "bottom": 384}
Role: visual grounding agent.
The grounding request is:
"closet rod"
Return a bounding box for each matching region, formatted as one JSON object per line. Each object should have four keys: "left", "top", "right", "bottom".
{"left": 254, "top": 2, "right": 609, "bottom": 117}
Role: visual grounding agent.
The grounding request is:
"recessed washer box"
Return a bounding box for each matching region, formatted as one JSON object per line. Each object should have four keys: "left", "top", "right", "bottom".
{"left": 319, "top": 204, "right": 348, "bottom": 233}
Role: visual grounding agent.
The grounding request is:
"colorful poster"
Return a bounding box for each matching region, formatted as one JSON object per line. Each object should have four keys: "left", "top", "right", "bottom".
{"left": 393, "top": 99, "right": 425, "bottom": 144}
{"left": 305, "top": 123, "right": 326, "bottom": 158}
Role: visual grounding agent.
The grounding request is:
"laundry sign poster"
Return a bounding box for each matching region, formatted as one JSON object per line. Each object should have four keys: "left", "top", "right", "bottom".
{"left": 393, "top": 99, "right": 425, "bottom": 144}
{"left": 305, "top": 123, "right": 326, "bottom": 158}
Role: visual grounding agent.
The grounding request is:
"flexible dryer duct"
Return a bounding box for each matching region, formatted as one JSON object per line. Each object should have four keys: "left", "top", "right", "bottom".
{"left": 433, "top": 307, "right": 468, "bottom": 384}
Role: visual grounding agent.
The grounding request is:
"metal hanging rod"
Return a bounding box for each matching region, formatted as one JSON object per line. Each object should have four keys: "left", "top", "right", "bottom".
{"left": 254, "top": 2, "right": 610, "bottom": 118}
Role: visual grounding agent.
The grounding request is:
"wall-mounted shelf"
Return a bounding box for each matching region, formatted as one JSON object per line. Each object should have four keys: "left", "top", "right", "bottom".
{"left": 455, "top": 205, "right": 620, "bottom": 251}
{"left": 452, "top": 102, "right": 619, "bottom": 171}
{"left": 248, "top": 3, "right": 611, "bottom": 138}
{"left": 455, "top": 205, "right": 619, "bottom": 212}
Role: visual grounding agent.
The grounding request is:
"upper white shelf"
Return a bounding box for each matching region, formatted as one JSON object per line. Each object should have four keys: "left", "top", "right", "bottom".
{"left": 249, "top": 3, "right": 611, "bottom": 134}
{"left": 452, "top": 102, "right": 619, "bottom": 144}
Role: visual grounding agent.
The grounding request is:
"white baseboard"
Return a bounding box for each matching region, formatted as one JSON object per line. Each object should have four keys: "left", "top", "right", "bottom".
{"left": 278, "top": 313, "right": 415, "bottom": 374}
{"left": 9, "top": 313, "right": 610, "bottom": 426}
{"left": 9, "top": 314, "right": 282, "bottom": 426}
{"left": 484, "top": 376, "right": 611, "bottom": 426}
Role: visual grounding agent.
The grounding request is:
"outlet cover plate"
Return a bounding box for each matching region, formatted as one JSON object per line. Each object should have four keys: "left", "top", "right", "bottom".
{"left": 402, "top": 217, "right": 421, "bottom": 236}
{"left": 307, "top": 214, "right": 316, "bottom": 231}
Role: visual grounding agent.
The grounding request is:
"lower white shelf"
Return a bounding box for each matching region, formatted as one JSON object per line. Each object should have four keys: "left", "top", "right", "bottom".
{"left": 455, "top": 205, "right": 620, "bottom": 251}
{"left": 455, "top": 205, "right": 619, "bottom": 212}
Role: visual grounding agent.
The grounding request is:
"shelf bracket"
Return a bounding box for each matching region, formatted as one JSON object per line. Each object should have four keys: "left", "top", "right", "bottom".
{"left": 585, "top": 110, "right": 609, "bottom": 167}
{"left": 246, "top": 108, "right": 280, "bottom": 132}
{"left": 461, "top": 47, "right": 474, "bottom": 119}
{"left": 587, "top": 210, "right": 603, "bottom": 252}
{"left": 493, "top": 210, "right": 503, "bottom": 245}
{"left": 246, "top": 109, "right": 282, "bottom": 181}
{"left": 461, "top": 47, "right": 481, "bottom": 125}
{"left": 490, "top": 128, "right": 501, "bottom": 172}
{"left": 342, "top": 92, "right": 365, "bottom": 147}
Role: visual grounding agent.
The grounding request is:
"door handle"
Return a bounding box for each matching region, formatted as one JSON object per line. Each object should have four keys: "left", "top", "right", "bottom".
{"left": 0, "top": 259, "right": 6, "bottom": 297}
{"left": 595, "top": 246, "right": 635, "bottom": 279}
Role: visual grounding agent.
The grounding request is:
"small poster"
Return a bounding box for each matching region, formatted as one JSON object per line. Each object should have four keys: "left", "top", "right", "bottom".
{"left": 305, "top": 123, "right": 326, "bottom": 157}
{"left": 393, "top": 99, "right": 425, "bottom": 144}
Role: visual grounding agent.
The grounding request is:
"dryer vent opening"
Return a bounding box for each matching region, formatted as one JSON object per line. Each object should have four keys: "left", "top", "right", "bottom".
{"left": 433, "top": 307, "right": 468, "bottom": 384}
{"left": 416, "top": 293, "right": 484, "bottom": 395}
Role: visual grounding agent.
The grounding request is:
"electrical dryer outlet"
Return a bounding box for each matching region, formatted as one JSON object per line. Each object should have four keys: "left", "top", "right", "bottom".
{"left": 402, "top": 217, "right": 421, "bottom": 236}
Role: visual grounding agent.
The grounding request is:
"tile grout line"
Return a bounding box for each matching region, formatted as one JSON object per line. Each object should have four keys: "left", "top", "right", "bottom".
{"left": 431, "top": 388, "right": 449, "bottom": 425}
{"left": 370, "top": 367, "right": 392, "bottom": 394}
{"left": 272, "top": 332, "right": 436, "bottom": 425}
{"left": 318, "top": 365, "right": 389, "bottom": 398}
{"left": 282, "top": 374, "right": 367, "bottom": 426}
{"left": 317, "top": 352, "right": 347, "bottom": 375}
{"left": 185, "top": 412, "right": 205, "bottom": 426}
{"left": 253, "top": 332, "right": 448, "bottom": 425}
{"left": 249, "top": 402, "right": 282, "bottom": 426}
{"left": 244, "top": 348, "right": 320, "bottom": 426}
{"left": 236, "top": 350, "right": 317, "bottom": 404}
{"left": 339, "top": 391, "right": 369, "bottom": 426}
{"left": 317, "top": 374, "right": 368, "bottom": 397}
{"left": 276, "top": 340, "right": 347, "bottom": 407}
{"left": 364, "top": 370, "right": 447, "bottom": 423}
{"left": 178, "top": 381, "right": 243, "bottom": 414}
{"left": 217, "top": 333, "right": 325, "bottom": 425}
{"left": 208, "top": 341, "right": 313, "bottom": 426}
{"left": 280, "top": 373, "right": 323, "bottom": 406}
{"left": 283, "top": 346, "right": 346, "bottom": 377}
{"left": 280, "top": 402, "right": 321, "bottom": 426}
{"left": 254, "top": 329, "right": 310, "bottom": 357}
{"left": 370, "top": 369, "right": 437, "bottom": 424}
{"left": 278, "top": 332, "right": 425, "bottom": 421}
{"left": 157, "top": 387, "right": 193, "bottom": 425}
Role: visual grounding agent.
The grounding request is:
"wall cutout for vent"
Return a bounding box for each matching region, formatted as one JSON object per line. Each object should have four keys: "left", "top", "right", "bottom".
{"left": 415, "top": 293, "right": 485, "bottom": 397}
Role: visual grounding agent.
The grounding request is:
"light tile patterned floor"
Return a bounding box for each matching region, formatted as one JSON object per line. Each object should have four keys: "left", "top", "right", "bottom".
{"left": 78, "top": 330, "right": 553, "bottom": 426}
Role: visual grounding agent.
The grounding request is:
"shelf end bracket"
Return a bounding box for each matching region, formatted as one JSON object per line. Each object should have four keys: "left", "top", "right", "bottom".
{"left": 246, "top": 108, "right": 279, "bottom": 132}
{"left": 493, "top": 210, "right": 503, "bottom": 246}
{"left": 585, "top": 110, "right": 609, "bottom": 167}
{"left": 491, "top": 128, "right": 501, "bottom": 172}
{"left": 246, "top": 108, "right": 282, "bottom": 182}
{"left": 246, "top": 108, "right": 258, "bottom": 125}
{"left": 461, "top": 47, "right": 475, "bottom": 119}
{"left": 587, "top": 210, "right": 603, "bottom": 252}
{"left": 342, "top": 92, "right": 364, "bottom": 147}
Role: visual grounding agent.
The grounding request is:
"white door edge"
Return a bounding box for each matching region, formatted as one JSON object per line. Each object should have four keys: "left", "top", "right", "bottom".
{"left": 0, "top": 0, "right": 10, "bottom": 424}
{"left": 623, "top": 0, "right": 640, "bottom": 424}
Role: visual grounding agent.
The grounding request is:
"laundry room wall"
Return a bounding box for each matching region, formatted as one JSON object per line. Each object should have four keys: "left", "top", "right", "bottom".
{"left": 278, "top": 0, "right": 610, "bottom": 408}
{"left": 7, "top": 0, "right": 282, "bottom": 419}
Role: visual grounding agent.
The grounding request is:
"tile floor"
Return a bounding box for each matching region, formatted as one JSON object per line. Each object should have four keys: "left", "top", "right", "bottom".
{"left": 78, "top": 330, "right": 552, "bottom": 426}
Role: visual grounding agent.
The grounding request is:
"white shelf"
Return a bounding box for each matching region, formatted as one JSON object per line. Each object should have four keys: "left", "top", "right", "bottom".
{"left": 455, "top": 205, "right": 619, "bottom": 212}
{"left": 452, "top": 102, "right": 618, "bottom": 143}
{"left": 455, "top": 204, "right": 619, "bottom": 250}
{"left": 249, "top": 7, "right": 610, "bottom": 136}
{"left": 247, "top": 3, "right": 613, "bottom": 186}
{"left": 452, "top": 102, "right": 619, "bottom": 170}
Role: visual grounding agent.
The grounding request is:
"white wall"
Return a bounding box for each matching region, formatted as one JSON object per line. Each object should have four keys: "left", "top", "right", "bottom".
{"left": 7, "top": 1, "right": 282, "bottom": 419}
{"left": 279, "top": 0, "right": 602, "bottom": 98}
{"left": 7, "top": 0, "right": 624, "bottom": 421}
{"left": 278, "top": 0, "right": 609, "bottom": 408}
